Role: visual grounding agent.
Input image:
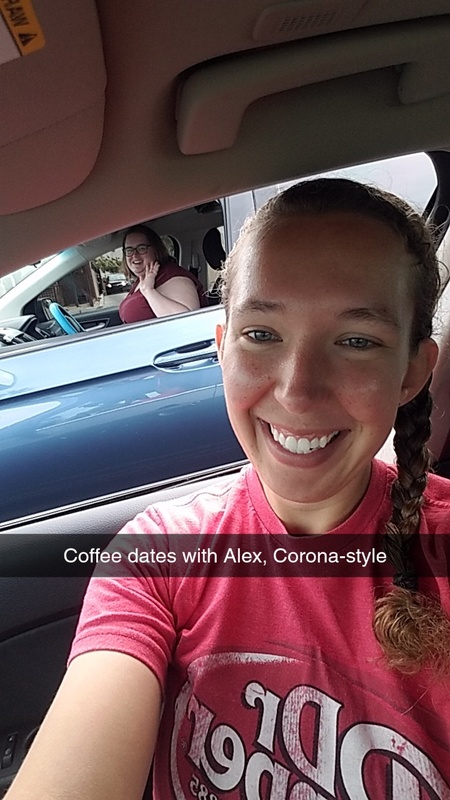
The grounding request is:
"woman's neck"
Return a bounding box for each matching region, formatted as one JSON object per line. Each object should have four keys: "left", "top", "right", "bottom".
{"left": 262, "top": 466, "right": 372, "bottom": 535}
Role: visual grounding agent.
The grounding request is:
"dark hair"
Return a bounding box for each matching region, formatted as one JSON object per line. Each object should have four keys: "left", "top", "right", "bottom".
{"left": 122, "top": 224, "right": 173, "bottom": 280}
{"left": 221, "top": 177, "right": 450, "bottom": 676}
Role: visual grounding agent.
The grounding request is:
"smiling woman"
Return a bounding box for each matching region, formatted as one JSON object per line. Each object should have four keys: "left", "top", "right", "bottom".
{"left": 219, "top": 186, "right": 436, "bottom": 525}
{"left": 5, "top": 179, "right": 450, "bottom": 800}
{"left": 119, "top": 224, "right": 207, "bottom": 322}
{"left": 218, "top": 178, "right": 448, "bottom": 662}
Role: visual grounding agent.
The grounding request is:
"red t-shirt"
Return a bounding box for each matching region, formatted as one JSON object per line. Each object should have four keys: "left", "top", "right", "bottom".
{"left": 119, "top": 263, "right": 207, "bottom": 323}
{"left": 69, "top": 460, "right": 450, "bottom": 798}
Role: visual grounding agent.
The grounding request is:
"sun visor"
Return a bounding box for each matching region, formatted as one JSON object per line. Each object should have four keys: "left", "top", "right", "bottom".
{"left": 176, "top": 17, "right": 450, "bottom": 155}
{"left": 0, "top": 0, "right": 106, "bottom": 214}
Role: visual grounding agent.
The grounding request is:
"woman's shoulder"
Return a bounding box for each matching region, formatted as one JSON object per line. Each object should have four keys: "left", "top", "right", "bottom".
{"left": 365, "top": 460, "right": 449, "bottom": 534}
{"left": 390, "top": 466, "right": 450, "bottom": 531}
{"left": 424, "top": 471, "right": 450, "bottom": 508}
{"left": 156, "top": 262, "right": 208, "bottom": 305}
{"left": 374, "top": 458, "right": 450, "bottom": 491}
{"left": 157, "top": 262, "right": 195, "bottom": 283}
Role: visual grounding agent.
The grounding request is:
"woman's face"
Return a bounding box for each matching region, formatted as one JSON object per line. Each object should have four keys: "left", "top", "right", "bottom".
{"left": 124, "top": 232, "right": 157, "bottom": 278}
{"left": 216, "top": 212, "right": 437, "bottom": 531}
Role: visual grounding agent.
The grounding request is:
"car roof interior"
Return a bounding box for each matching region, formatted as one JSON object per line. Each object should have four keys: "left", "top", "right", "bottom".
{"left": 2, "top": 0, "right": 450, "bottom": 274}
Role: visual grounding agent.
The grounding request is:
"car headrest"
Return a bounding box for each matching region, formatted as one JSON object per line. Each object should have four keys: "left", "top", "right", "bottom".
{"left": 202, "top": 228, "right": 226, "bottom": 271}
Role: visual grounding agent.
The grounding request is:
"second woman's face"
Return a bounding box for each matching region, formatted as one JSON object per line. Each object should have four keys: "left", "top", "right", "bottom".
{"left": 124, "top": 232, "right": 157, "bottom": 278}
{"left": 216, "top": 212, "right": 437, "bottom": 529}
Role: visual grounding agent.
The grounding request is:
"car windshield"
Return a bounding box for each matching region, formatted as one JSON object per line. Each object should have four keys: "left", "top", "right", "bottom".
{"left": 0, "top": 256, "right": 56, "bottom": 300}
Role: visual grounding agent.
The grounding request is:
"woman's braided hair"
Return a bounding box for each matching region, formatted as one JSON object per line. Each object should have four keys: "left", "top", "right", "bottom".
{"left": 221, "top": 177, "right": 450, "bottom": 676}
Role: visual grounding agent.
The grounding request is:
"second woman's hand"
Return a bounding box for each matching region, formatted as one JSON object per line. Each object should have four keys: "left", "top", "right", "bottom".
{"left": 139, "top": 261, "right": 160, "bottom": 294}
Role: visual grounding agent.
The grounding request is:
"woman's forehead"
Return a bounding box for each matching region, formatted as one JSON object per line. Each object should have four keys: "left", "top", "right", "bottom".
{"left": 248, "top": 211, "right": 402, "bottom": 253}
{"left": 228, "top": 212, "right": 413, "bottom": 317}
{"left": 237, "top": 212, "right": 407, "bottom": 281}
{"left": 125, "top": 231, "right": 150, "bottom": 244}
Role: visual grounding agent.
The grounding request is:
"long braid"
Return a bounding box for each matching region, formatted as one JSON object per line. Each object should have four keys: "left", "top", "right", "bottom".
{"left": 373, "top": 381, "right": 450, "bottom": 676}
{"left": 384, "top": 381, "right": 433, "bottom": 591}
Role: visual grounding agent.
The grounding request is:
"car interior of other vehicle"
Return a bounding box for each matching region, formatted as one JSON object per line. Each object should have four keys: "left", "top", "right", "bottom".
{"left": 2, "top": 0, "right": 450, "bottom": 795}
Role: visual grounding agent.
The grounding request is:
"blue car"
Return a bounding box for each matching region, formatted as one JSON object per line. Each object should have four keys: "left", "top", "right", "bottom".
{"left": 0, "top": 306, "right": 246, "bottom": 526}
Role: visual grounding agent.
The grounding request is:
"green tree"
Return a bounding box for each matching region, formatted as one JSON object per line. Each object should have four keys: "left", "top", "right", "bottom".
{"left": 93, "top": 253, "right": 122, "bottom": 273}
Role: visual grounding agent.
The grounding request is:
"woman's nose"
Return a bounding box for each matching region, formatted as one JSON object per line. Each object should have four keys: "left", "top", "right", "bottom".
{"left": 273, "top": 347, "right": 329, "bottom": 412}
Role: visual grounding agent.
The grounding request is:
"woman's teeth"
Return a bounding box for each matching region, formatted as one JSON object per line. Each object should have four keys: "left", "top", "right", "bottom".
{"left": 269, "top": 425, "right": 339, "bottom": 454}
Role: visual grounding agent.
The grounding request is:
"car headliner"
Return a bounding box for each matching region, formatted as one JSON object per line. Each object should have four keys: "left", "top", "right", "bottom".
{"left": 1, "top": 0, "right": 450, "bottom": 273}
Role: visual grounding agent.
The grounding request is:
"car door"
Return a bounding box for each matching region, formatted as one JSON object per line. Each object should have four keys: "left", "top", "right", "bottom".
{"left": 0, "top": 305, "right": 246, "bottom": 525}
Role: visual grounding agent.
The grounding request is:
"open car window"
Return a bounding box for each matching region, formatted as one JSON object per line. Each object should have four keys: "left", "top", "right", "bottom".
{"left": 255, "top": 152, "right": 437, "bottom": 212}
{"left": 226, "top": 152, "right": 437, "bottom": 249}
{"left": 0, "top": 152, "right": 438, "bottom": 331}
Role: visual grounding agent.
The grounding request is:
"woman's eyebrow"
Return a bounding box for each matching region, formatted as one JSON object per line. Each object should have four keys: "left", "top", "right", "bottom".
{"left": 234, "top": 299, "right": 286, "bottom": 314}
{"left": 233, "top": 301, "right": 401, "bottom": 330}
{"left": 338, "top": 307, "right": 401, "bottom": 330}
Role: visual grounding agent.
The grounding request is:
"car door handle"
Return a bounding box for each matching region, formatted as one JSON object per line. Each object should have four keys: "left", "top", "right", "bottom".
{"left": 83, "top": 321, "right": 108, "bottom": 330}
{"left": 154, "top": 339, "right": 218, "bottom": 369}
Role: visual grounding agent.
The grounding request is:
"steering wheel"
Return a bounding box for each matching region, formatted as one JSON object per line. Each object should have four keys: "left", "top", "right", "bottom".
{"left": 48, "top": 302, "right": 85, "bottom": 335}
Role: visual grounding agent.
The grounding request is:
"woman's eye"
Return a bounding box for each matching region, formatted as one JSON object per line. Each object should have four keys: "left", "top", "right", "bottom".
{"left": 245, "top": 330, "right": 277, "bottom": 342}
{"left": 340, "top": 337, "right": 377, "bottom": 349}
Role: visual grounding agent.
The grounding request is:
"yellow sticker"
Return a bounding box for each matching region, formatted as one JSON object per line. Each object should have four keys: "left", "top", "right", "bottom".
{"left": 0, "top": 0, "right": 44, "bottom": 56}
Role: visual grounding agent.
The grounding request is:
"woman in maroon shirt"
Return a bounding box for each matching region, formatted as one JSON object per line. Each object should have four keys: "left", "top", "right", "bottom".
{"left": 119, "top": 224, "right": 206, "bottom": 323}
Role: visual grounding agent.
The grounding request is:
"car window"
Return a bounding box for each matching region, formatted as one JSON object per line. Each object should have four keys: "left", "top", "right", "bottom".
{"left": 0, "top": 152, "right": 446, "bottom": 521}
{"left": 36, "top": 261, "right": 105, "bottom": 317}
{"left": 0, "top": 257, "right": 54, "bottom": 300}
{"left": 226, "top": 153, "right": 437, "bottom": 248}
{"left": 19, "top": 211, "right": 218, "bottom": 321}
{"left": 254, "top": 152, "right": 437, "bottom": 212}
{"left": 0, "top": 152, "right": 437, "bottom": 328}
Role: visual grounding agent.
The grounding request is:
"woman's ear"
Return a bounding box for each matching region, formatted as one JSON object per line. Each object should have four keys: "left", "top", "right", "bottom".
{"left": 215, "top": 324, "right": 225, "bottom": 364}
{"left": 400, "top": 338, "right": 439, "bottom": 406}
